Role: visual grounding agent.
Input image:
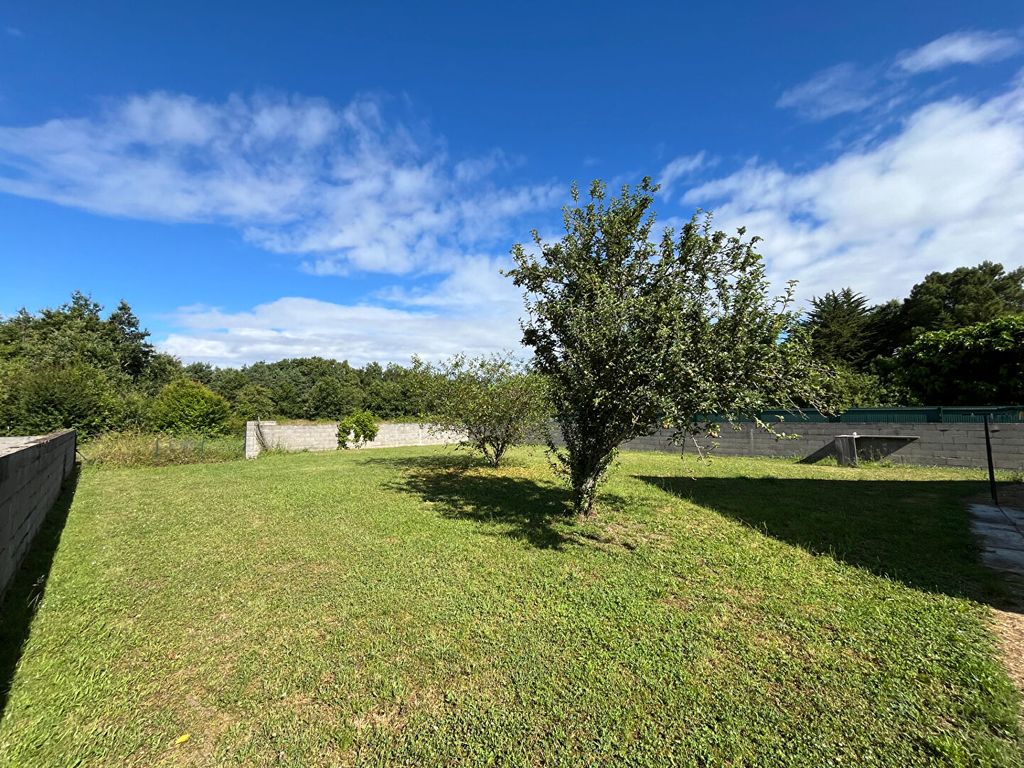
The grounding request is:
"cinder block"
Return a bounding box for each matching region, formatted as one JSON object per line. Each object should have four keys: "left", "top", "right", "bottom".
{"left": 0, "top": 430, "right": 76, "bottom": 597}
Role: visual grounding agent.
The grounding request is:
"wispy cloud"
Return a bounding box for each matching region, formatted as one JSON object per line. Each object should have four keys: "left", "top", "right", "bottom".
{"left": 657, "top": 151, "right": 709, "bottom": 195}
{"left": 778, "top": 29, "right": 1023, "bottom": 122}
{"left": 776, "top": 63, "right": 883, "bottom": 120}
{"left": 897, "top": 30, "right": 1022, "bottom": 74}
{"left": 0, "top": 92, "right": 560, "bottom": 275}
{"left": 4, "top": 26, "right": 23, "bottom": 38}
{"left": 687, "top": 78, "right": 1024, "bottom": 302}
{"left": 0, "top": 91, "right": 565, "bottom": 364}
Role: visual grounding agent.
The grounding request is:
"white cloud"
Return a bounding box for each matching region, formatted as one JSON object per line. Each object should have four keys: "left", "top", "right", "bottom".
{"left": 157, "top": 252, "right": 530, "bottom": 366}
{"left": 0, "top": 91, "right": 563, "bottom": 365}
{"left": 685, "top": 79, "right": 1024, "bottom": 303}
{"left": 0, "top": 91, "right": 559, "bottom": 275}
{"left": 897, "top": 30, "right": 1022, "bottom": 74}
{"left": 778, "top": 30, "right": 1023, "bottom": 122}
{"left": 453, "top": 150, "right": 524, "bottom": 183}
{"left": 776, "top": 63, "right": 883, "bottom": 120}
{"left": 657, "top": 152, "right": 708, "bottom": 195}
{"left": 159, "top": 292, "right": 523, "bottom": 367}
{"left": 375, "top": 254, "right": 520, "bottom": 310}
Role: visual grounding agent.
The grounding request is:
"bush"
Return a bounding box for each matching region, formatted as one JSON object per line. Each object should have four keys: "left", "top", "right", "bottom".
{"left": 0, "top": 363, "right": 119, "bottom": 437}
{"left": 149, "top": 379, "right": 232, "bottom": 436}
{"left": 894, "top": 314, "right": 1024, "bottom": 404}
{"left": 338, "top": 411, "right": 379, "bottom": 448}
{"left": 81, "top": 431, "right": 243, "bottom": 467}
{"left": 112, "top": 390, "right": 152, "bottom": 432}
{"left": 419, "top": 353, "right": 551, "bottom": 466}
{"left": 233, "top": 384, "right": 276, "bottom": 421}
{"left": 816, "top": 365, "right": 898, "bottom": 411}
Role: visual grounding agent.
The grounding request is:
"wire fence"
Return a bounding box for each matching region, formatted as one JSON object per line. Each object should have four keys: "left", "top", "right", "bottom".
{"left": 82, "top": 433, "right": 246, "bottom": 467}
{"left": 708, "top": 406, "right": 1024, "bottom": 424}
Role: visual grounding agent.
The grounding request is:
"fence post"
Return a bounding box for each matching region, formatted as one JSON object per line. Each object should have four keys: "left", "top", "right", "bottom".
{"left": 984, "top": 413, "right": 998, "bottom": 506}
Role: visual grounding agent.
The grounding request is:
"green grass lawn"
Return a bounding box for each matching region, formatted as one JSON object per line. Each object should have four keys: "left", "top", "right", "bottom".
{"left": 1, "top": 447, "right": 1021, "bottom": 766}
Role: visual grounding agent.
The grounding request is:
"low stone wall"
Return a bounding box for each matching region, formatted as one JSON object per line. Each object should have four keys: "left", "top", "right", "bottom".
{"left": 245, "top": 421, "right": 464, "bottom": 459}
{"left": 245, "top": 419, "right": 1024, "bottom": 469}
{"left": 245, "top": 421, "right": 334, "bottom": 458}
{"left": 621, "top": 422, "right": 1024, "bottom": 470}
{"left": 363, "top": 423, "right": 464, "bottom": 449}
{"left": 0, "top": 430, "right": 77, "bottom": 596}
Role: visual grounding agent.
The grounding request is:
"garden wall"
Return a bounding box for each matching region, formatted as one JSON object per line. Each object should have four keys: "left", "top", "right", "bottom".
{"left": 621, "top": 422, "right": 1024, "bottom": 470}
{"left": 245, "top": 419, "right": 1024, "bottom": 469}
{"left": 245, "top": 421, "right": 464, "bottom": 459}
{"left": 0, "top": 430, "right": 77, "bottom": 596}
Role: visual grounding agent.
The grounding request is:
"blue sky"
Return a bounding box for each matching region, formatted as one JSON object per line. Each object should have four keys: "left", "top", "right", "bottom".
{"left": 2, "top": 1, "right": 1024, "bottom": 366}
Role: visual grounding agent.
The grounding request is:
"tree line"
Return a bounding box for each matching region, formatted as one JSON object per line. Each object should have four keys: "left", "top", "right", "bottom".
{"left": 0, "top": 292, "right": 429, "bottom": 437}
{"left": 804, "top": 261, "right": 1024, "bottom": 407}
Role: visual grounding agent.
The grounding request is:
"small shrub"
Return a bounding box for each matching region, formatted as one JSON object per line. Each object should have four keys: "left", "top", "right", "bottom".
{"left": 149, "top": 379, "right": 231, "bottom": 436}
{"left": 418, "top": 353, "right": 551, "bottom": 467}
{"left": 338, "top": 411, "right": 379, "bottom": 449}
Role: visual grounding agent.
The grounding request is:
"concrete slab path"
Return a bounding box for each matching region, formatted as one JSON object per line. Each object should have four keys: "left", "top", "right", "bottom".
{"left": 969, "top": 503, "right": 1024, "bottom": 598}
{"left": 968, "top": 503, "right": 1024, "bottom": 718}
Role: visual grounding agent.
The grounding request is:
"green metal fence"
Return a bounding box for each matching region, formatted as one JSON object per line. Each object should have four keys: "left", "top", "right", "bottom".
{"left": 708, "top": 406, "right": 1024, "bottom": 424}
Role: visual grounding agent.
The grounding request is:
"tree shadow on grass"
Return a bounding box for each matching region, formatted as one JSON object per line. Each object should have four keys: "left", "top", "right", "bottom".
{"left": 0, "top": 465, "right": 80, "bottom": 717}
{"left": 636, "top": 474, "right": 1016, "bottom": 609}
{"left": 363, "top": 453, "right": 577, "bottom": 550}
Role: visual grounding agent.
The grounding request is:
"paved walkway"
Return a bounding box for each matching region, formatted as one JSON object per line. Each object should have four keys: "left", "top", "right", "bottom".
{"left": 969, "top": 503, "right": 1024, "bottom": 600}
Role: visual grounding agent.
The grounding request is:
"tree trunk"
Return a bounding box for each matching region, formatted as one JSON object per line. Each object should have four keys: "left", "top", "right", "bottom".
{"left": 567, "top": 440, "right": 613, "bottom": 518}
{"left": 572, "top": 474, "right": 599, "bottom": 518}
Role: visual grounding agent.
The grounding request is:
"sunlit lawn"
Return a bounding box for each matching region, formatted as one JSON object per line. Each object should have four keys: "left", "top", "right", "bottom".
{"left": 0, "top": 446, "right": 1021, "bottom": 766}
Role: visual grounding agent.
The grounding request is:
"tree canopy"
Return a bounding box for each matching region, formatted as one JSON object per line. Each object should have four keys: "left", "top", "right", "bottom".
{"left": 803, "top": 288, "right": 873, "bottom": 367}
{"left": 509, "top": 179, "right": 827, "bottom": 515}
{"left": 801, "top": 262, "right": 1024, "bottom": 407}
{"left": 3, "top": 253, "right": 1022, "bottom": 442}
{"left": 418, "top": 353, "right": 550, "bottom": 467}
{"left": 0, "top": 291, "right": 154, "bottom": 380}
{"left": 895, "top": 315, "right": 1024, "bottom": 405}
{"left": 902, "top": 261, "right": 1024, "bottom": 336}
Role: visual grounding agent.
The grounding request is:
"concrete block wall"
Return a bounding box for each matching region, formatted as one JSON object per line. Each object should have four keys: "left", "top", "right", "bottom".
{"left": 246, "top": 421, "right": 464, "bottom": 458}
{"left": 362, "top": 423, "right": 464, "bottom": 449}
{"left": 245, "top": 418, "right": 1024, "bottom": 469}
{"left": 245, "top": 421, "right": 336, "bottom": 459}
{"left": 0, "top": 430, "right": 77, "bottom": 597}
{"left": 620, "top": 422, "right": 1024, "bottom": 470}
